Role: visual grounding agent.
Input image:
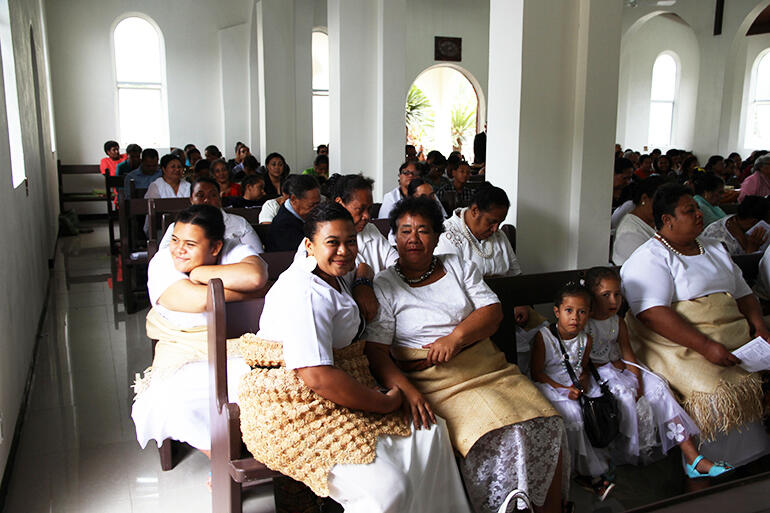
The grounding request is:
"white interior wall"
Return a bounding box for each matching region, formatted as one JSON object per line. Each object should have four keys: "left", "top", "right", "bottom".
{"left": 616, "top": 14, "right": 699, "bottom": 153}
{"left": 620, "top": 0, "right": 770, "bottom": 159}
{"left": 219, "top": 23, "right": 250, "bottom": 159}
{"left": 0, "top": 0, "right": 59, "bottom": 483}
{"left": 405, "top": 0, "right": 489, "bottom": 129}
{"left": 45, "top": 0, "right": 252, "bottom": 164}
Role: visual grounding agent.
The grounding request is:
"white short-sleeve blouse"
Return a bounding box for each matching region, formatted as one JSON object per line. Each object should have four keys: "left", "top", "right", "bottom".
{"left": 611, "top": 213, "right": 656, "bottom": 265}
{"left": 147, "top": 240, "right": 260, "bottom": 328}
{"left": 435, "top": 208, "right": 522, "bottom": 277}
{"left": 364, "top": 254, "right": 500, "bottom": 350}
{"left": 256, "top": 260, "right": 362, "bottom": 370}
{"left": 620, "top": 237, "right": 752, "bottom": 316}
{"left": 145, "top": 177, "right": 191, "bottom": 199}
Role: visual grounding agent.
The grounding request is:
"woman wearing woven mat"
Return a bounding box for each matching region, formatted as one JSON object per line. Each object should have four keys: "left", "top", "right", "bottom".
{"left": 363, "top": 196, "right": 571, "bottom": 513}
{"left": 620, "top": 182, "right": 770, "bottom": 470}
{"left": 238, "top": 202, "right": 472, "bottom": 513}
{"left": 132, "top": 204, "right": 267, "bottom": 454}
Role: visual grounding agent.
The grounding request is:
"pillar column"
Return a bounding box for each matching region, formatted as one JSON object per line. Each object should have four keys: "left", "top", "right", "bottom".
{"left": 486, "top": 0, "right": 621, "bottom": 271}
{"left": 328, "top": 0, "right": 406, "bottom": 200}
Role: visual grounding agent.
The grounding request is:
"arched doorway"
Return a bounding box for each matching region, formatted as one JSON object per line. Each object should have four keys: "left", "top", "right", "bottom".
{"left": 406, "top": 66, "right": 482, "bottom": 162}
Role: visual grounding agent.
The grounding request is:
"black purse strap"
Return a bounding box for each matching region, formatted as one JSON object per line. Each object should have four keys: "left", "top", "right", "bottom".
{"left": 548, "top": 323, "right": 584, "bottom": 393}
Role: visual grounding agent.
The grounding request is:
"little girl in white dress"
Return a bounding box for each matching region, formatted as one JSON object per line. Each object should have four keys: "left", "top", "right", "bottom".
{"left": 531, "top": 283, "right": 615, "bottom": 500}
{"left": 584, "top": 267, "right": 733, "bottom": 479}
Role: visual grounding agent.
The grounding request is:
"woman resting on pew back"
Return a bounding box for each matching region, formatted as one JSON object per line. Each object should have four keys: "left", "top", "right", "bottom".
{"left": 132, "top": 204, "right": 267, "bottom": 457}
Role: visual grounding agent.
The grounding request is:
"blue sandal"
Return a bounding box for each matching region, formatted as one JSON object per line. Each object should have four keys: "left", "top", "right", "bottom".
{"left": 685, "top": 455, "right": 733, "bottom": 479}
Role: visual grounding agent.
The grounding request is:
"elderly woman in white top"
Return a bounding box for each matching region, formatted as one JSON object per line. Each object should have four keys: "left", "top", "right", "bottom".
{"left": 700, "top": 195, "right": 770, "bottom": 255}
{"left": 145, "top": 153, "right": 191, "bottom": 200}
{"left": 434, "top": 186, "right": 542, "bottom": 371}
{"left": 621, "top": 183, "right": 770, "bottom": 468}
{"left": 237, "top": 203, "right": 472, "bottom": 513}
{"left": 132, "top": 205, "right": 267, "bottom": 454}
{"left": 611, "top": 176, "right": 664, "bottom": 265}
{"left": 364, "top": 196, "right": 569, "bottom": 513}
{"left": 159, "top": 177, "right": 263, "bottom": 252}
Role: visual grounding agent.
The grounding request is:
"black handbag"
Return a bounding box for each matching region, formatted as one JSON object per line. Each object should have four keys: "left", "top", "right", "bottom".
{"left": 548, "top": 324, "right": 620, "bottom": 448}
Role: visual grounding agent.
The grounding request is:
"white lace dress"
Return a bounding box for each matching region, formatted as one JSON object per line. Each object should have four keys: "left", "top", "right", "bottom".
{"left": 586, "top": 317, "right": 700, "bottom": 458}
{"left": 534, "top": 327, "right": 610, "bottom": 477}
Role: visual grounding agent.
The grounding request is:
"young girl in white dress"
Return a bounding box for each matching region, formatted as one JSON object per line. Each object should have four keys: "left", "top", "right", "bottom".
{"left": 584, "top": 267, "right": 733, "bottom": 479}
{"left": 531, "top": 283, "right": 615, "bottom": 500}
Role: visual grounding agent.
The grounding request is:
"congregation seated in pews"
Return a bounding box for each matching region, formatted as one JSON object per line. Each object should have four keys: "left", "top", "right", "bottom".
{"left": 82, "top": 138, "right": 770, "bottom": 511}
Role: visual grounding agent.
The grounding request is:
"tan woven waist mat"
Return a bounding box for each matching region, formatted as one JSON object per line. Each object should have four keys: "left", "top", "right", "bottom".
{"left": 391, "top": 338, "right": 558, "bottom": 456}
{"left": 625, "top": 292, "right": 763, "bottom": 440}
{"left": 237, "top": 336, "right": 410, "bottom": 497}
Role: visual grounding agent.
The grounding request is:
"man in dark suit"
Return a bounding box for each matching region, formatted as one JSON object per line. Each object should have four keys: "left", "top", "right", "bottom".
{"left": 266, "top": 174, "right": 321, "bottom": 251}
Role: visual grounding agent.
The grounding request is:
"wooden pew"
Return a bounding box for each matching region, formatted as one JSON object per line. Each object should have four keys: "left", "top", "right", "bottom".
{"left": 224, "top": 207, "right": 261, "bottom": 225}
{"left": 57, "top": 161, "right": 103, "bottom": 214}
{"left": 118, "top": 195, "right": 151, "bottom": 313}
{"left": 105, "top": 174, "right": 124, "bottom": 254}
{"left": 207, "top": 279, "right": 334, "bottom": 513}
{"left": 146, "top": 197, "right": 191, "bottom": 244}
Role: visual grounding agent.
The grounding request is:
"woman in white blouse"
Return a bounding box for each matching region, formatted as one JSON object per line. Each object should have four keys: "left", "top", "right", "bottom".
{"left": 621, "top": 183, "right": 770, "bottom": 468}
{"left": 611, "top": 175, "right": 664, "bottom": 265}
{"left": 239, "top": 202, "right": 471, "bottom": 513}
{"left": 700, "top": 195, "right": 770, "bottom": 255}
{"left": 365, "top": 196, "right": 569, "bottom": 513}
{"left": 132, "top": 204, "right": 267, "bottom": 453}
{"left": 145, "top": 153, "right": 192, "bottom": 199}
{"left": 158, "top": 177, "right": 263, "bottom": 252}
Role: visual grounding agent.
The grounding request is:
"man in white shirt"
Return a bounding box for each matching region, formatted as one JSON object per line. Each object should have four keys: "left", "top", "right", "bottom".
{"left": 158, "top": 177, "right": 263, "bottom": 252}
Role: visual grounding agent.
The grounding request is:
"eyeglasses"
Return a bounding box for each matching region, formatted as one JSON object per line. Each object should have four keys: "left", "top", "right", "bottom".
{"left": 401, "top": 170, "right": 416, "bottom": 177}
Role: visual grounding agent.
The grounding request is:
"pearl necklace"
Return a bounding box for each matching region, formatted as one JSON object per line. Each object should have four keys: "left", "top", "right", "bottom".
{"left": 654, "top": 233, "right": 704, "bottom": 256}
{"left": 459, "top": 217, "right": 493, "bottom": 259}
{"left": 395, "top": 256, "right": 438, "bottom": 284}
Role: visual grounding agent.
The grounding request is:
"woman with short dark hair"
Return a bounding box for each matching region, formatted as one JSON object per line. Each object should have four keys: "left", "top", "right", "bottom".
{"left": 365, "top": 196, "right": 569, "bottom": 513}
{"left": 621, "top": 183, "right": 770, "bottom": 468}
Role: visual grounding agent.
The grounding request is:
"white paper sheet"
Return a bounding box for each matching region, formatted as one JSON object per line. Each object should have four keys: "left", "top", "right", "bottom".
{"left": 732, "top": 336, "right": 770, "bottom": 373}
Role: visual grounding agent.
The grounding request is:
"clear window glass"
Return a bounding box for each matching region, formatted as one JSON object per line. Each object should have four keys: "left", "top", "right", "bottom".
{"left": 746, "top": 50, "right": 770, "bottom": 149}
{"left": 312, "top": 30, "right": 329, "bottom": 149}
{"left": 0, "top": 0, "right": 26, "bottom": 188}
{"left": 648, "top": 53, "right": 677, "bottom": 146}
{"left": 113, "top": 16, "right": 168, "bottom": 148}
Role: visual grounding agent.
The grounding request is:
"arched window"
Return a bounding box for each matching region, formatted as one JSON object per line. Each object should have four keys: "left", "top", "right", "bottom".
{"left": 311, "top": 30, "right": 329, "bottom": 149}
{"left": 113, "top": 16, "right": 168, "bottom": 148}
{"left": 0, "top": 0, "right": 26, "bottom": 188}
{"left": 648, "top": 53, "right": 677, "bottom": 146}
{"left": 745, "top": 49, "right": 770, "bottom": 149}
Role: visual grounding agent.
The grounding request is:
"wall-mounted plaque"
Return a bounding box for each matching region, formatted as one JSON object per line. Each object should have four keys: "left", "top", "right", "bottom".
{"left": 434, "top": 36, "right": 462, "bottom": 62}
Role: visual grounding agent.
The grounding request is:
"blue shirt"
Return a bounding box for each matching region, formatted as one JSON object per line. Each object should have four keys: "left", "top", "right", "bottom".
{"left": 123, "top": 168, "right": 162, "bottom": 192}
{"left": 285, "top": 198, "right": 304, "bottom": 222}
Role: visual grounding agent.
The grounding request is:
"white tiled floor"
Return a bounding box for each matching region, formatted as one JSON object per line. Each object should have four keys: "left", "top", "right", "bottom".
{"left": 4, "top": 221, "right": 769, "bottom": 513}
{"left": 2, "top": 223, "right": 274, "bottom": 513}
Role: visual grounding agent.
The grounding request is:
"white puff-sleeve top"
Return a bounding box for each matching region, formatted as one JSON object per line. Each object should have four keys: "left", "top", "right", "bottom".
{"left": 364, "top": 254, "right": 500, "bottom": 350}
{"left": 147, "top": 239, "right": 260, "bottom": 329}
{"left": 620, "top": 237, "right": 753, "bottom": 316}
{"left": 256, "top": 260, "right": 363, "bottom": 370}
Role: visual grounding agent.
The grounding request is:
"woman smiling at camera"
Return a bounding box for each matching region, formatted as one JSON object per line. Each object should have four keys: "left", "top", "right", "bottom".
{"left": 364, "top": 196, "right": 570, "bottom": 513}
{"left": 621, "top": 183, "right": 770, "bottom": 468}
{"left": 237, "top": 202, "right": 471, "bottom": 513}
{"left": 132, "top": 204, "right": 267, "bottom": 455}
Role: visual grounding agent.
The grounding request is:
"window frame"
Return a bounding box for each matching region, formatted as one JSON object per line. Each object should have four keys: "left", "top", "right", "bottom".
{"left": 647, "top": 51, "right": 680, "bottom": 148}
{"left": 110, "top": 13, "right": 170, "bottom": 149}
{"left": 311, "top": 27, "right": 329, "bottom": 151}
{"left": 745, "top": 48, "right": 770, "bottom": 150}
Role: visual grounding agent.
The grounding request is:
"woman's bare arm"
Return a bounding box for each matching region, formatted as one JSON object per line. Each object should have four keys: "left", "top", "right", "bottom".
{"left": 637, "top": 306, "right": 740, "bottom": 366}
{"left": 365, "top": 342, "right": 436, "bottom": 429}
{"left": 296, "top": 365, "right": 401, "bottom": 414}
{"left": 736, "top": 293, "right": 770, "bottom": 341}
{"left": 423, "top": 303, "right": 503, "bottom": 364}
{"left": 189, "top": 255, "right": 267, "bottom": 292}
